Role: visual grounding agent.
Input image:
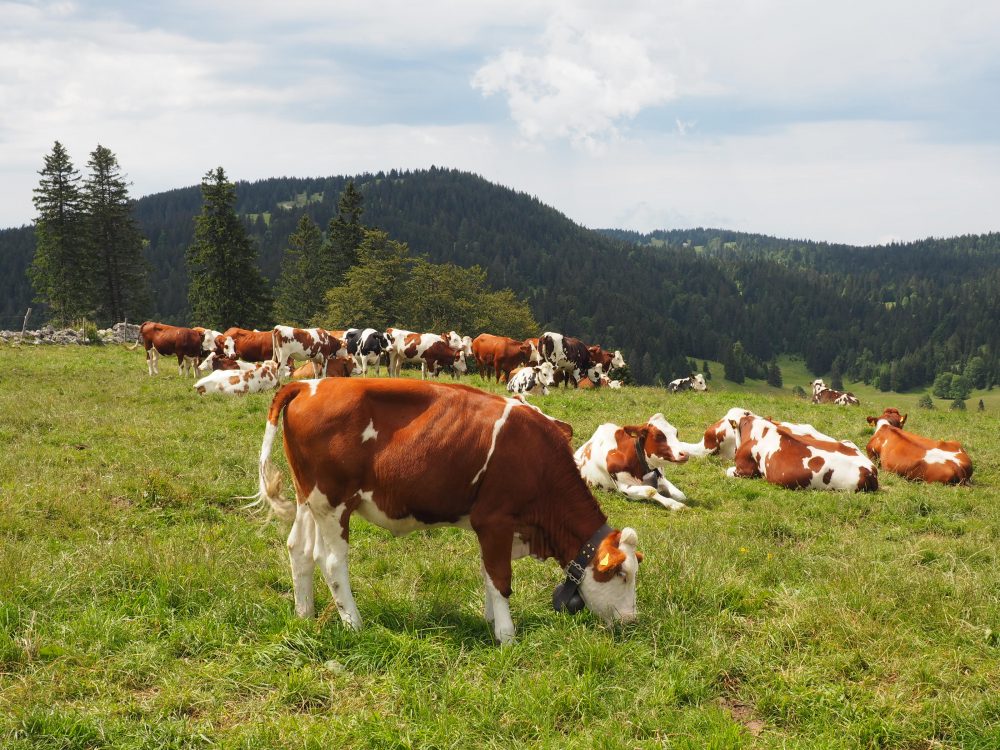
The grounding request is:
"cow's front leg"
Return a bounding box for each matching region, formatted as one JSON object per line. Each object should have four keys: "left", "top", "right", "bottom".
{"left": 476, "top": 530, "right": 516, "bottom": 643}
{"left": 308, "top": 492, "right": 362, "bottom": 629}
{"left": 287, "top": 501, "right": 317, "bottom": 618}
{"left": 656, "top": 473, "right": 688, "bottom": 504}
{"left": 616, "top": 474, "right": 687, "bottom": 510}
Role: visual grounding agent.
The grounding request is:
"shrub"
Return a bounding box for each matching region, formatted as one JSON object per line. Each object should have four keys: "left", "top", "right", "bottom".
{"left": 792, "top": 385, "right": 807, "bottom": 399}
{"left": 950, "top": 398, "right": 966, "bottom": 411}
{"left": 916, "top": 393, "right": 934, "bottom": 409}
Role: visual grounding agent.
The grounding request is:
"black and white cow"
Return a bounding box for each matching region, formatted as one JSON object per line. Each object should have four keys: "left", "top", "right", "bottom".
{"left": 344, "top": 328, "right": 392, "bottom": 377}
{"left": 506, "top": 362, "right": 557, "bottom": 396}
{"left": 667, "top": 373, "right": 708, "bottom": 393}
{"left": 539, "top": 331, "right": 600, "bottom": 387}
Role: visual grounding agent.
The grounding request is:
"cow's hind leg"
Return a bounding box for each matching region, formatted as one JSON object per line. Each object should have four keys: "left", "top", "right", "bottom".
{"left": 307, "top": 490, "right": 362, "bottom": 629}
{"left": 287, "top": 501, "right": 317, "bottom": 618}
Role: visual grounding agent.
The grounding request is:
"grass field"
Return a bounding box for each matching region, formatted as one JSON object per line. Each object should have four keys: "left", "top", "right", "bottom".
{"left": 1, "top": 345, "right": 997, "bottom": 749}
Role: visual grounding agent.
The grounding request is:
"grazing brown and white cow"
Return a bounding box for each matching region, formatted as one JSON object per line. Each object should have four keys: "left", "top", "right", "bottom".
{"left": 472, "top": 334, "right": 534, "bottom": 382}
{"left": 667, "top": 373, "right": 708, "bottom": 393}
{"left": 272, "top": 326, "right": 342, "bottom": 375}
{"left": 194, "top": 360, "right": 287, "bottom": 395}
{"left": 291, "top": 358, "right": 355, "bottom": 380}
{"left": 865, "top": 409, "right": 973, "bottom": 484}
{"left": 137, "top": 321, "right": 206, "bottom": 376}
{"left": 506, "top": 362, "right": 557, "bottom": 396}
{"left": 727, "top": 413, "right": 878, "bottom": 491}
{"left": 387, "top": 329, "right": 466, "bottom": 379}
{"left": 254, "top": 378, "right": 643, "bottom": 643}
{"left": 811, "top": 379, "right": 860, "bottom": 406}
{"left": 222, "top": 327, "right": 274, "bottom": 362}
{"left": 575, "top": 414, "right": 690, "bottom": 510}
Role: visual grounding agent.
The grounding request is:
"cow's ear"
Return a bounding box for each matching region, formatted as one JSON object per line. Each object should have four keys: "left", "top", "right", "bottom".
{"left": 900, "top": 413, "right": 908, "bottom": 427}
{"left": 594, "top": 535, "right": 626, "bottom": 573}
{"left": 635, "top": 551, "right": 644, "bottom": 564}
{"left": 728, "top": 419, "right": 739, "bottom": 430}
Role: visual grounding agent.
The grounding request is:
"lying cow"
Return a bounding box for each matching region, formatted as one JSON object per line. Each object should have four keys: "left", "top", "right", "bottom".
{"left": 668, "top": 373, "right": 708, "bottom": 393}
{"left": 811, "top": 379, "right": 860, "bottom": 406}
{"left": 506, "top": 362, "right": 557, "bottom": 396}
{"left": 291, "top": 358, "right": 355, "bottom": 379}
{"left": 865, "top": 408, "right": 973, "bottom": 484}
{"left": 194, "top": 360, "right": 287, "bottom": 395}
{"left": 254, "top": 378, "right": 643, "bottom": 643}
{"left": 575, "top": 414, "right": 689, "bottom": 510}
{"left": 198, "top": 352, "right": 257, "bottom": 372}
{"left": 135, "top": 321, "right": 204, "bottom": 376}
{"left": 675, "top": 407, "right": 753, "bottom": 460}
{"left": 727, "top": 413, "right": 878, "bottom": 491}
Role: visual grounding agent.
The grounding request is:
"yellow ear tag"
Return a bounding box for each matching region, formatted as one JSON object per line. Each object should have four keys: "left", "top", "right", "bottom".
{"left": 599, "top": 553, "right": 610, "bottom": 568}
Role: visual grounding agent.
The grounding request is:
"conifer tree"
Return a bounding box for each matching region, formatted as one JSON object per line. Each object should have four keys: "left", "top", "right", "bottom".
{"left": 186, "top": 167, "right": 271, "bottom": 330}
{"left": 30, "top": 141, "right": 88, "bottom": 324}
{"left": 274, "top": 214, "right": 324, "bottom": 326}
{"left": 83, "top": 145, "right": 150, "bottom": 324}
{"left": 322, "top": 181, "right": 365, "bottom": 288}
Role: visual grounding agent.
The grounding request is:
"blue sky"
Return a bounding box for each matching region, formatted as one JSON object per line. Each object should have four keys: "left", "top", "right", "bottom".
{"left": 2, "top": 0, "right": 999, "bottom": 244}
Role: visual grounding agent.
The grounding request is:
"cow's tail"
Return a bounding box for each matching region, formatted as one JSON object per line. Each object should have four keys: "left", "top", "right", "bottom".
{"left": 125, "top": 322, "right": 145, "bottom": 350}
{"left": 244, "top": 382, "right": 305, "bottom": 524}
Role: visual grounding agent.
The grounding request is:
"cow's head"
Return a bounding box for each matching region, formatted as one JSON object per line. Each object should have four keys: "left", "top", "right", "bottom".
{"left": 640, "top": 414, "right": 689, "bottom": 464}
{"left": 577, "top": 528, "right": 642, "bottom": 625}
{"left": 611, "top": 350, "right": 626, "bottom": 369}
{"left": 454, "top": 350, "right": 468, "bottom": 374}
{"left": 867, "top": 408, "right": 906, "bottom": 428}
{"left": 691, "top": 373, "right": 708, "bottom": 391}
{"left": 535, "top": 361, "right": 556, "bottom": 389}
{"left": 811, "top": 379, "right": 827, "bottom": 396}
{"left": 526, "top": 338, "right": 542, "bottom": 364}
{"left": 198, "top": 352, "right": 218, "bottom": 372}
{"left": 215, "top": 334, "right": 236, "bottom": 359}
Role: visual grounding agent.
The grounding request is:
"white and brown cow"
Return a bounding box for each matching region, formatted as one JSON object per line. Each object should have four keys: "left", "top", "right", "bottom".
{"left": 197, "top": 352, "right": 257, "bottom": 372}
{"left": 272, "top": 326, "right": 343, "bottom": 376}
{"left": 575, "top": 414, "right": 690, "bottom": 510}
{"left": 727, "top": 413, "right": 878, "bottom": 491}
{"left": 865, "top": 408, "right": 973, "bottom": 484}
{"left": 254, "top": 378, "right": 643, "bottom": 643}
{"left": 667, "top": 373, "right": 708, "bottom": 393}
{"left": 291, "top": 358, "right": 355, "bottom": 380}
{"left": 387, "top": 329, "right": 465, "bottom": 379}
{"left": 676, "top": 407, "right": 754, "bottom": 459}
{"left": 194, "top": 360, "right": 287, "bottom": 395}
{"left": 419, "top": 341, "right": 467, "bottom": 378}
{"left": 136, "top": 321, "right": 205, "bottom": 376}
{"left": 223, "top": 327, "right": 274, "bottom": 362}
{"left": 506, "top": 362, "right": 557, "bottom": 396}
{"left": 540, "top": 332, "right": 599, "bottom": 387}
{"left": 811, "top": 379, "right": 860, "bottom": 406}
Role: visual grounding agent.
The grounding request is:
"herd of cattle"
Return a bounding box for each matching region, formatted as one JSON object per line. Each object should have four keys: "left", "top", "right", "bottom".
{"left": 130, "top": 320, "right": 974, "bottom": 642}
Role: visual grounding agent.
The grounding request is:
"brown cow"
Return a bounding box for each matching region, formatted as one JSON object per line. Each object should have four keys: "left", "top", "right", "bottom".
{"left": 291, "top": 358, "right": 354, "bottom": 379}
{"left": 472, "top": 333, "right": 533, "bottom": 382}
{"left": 865, "top": 409, "right": 973, "bottom": 484}
{"left": 137, "top": 321, "right": 205, "bottom": 376}
{"left": 222, "top": 327, "right": 274, "bottom": 362}
{"left": 420, "top": 341, "right": 468, "bottom": 378}
{"left": 254, "top": 378, "right": 642, "bottom": 643}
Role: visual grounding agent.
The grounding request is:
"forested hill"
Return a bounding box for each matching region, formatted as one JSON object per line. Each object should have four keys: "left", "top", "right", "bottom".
{"left": 1, "top": 168, "right": 997, "bottom": 388}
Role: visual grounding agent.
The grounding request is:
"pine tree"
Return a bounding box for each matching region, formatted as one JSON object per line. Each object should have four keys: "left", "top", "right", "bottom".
{"left": 322, "top": 181, "right": 365, "bottom": 288}
{"left": 186, "top": 167, "right": 271, "bottom": 330}
{"left": 274, "top": 214, "right": 324, "bottom": 326}
{"left": 83, "top": 145, "right": 150, "bottom": 324}
{"left": 766, "top": 361, "right": 783, "bottom": 388}
{"left": 30, "top": 141, "right": 89, "bottom": 324}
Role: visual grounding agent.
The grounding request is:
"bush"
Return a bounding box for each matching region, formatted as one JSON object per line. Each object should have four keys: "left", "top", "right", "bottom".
{"left": 916, "top": 394, "right": 934, "bottom": 410}
{"left": 792, "top": 385, "right": 807, "bottom": 399}
{"left": 950, "top": 398, "right": 966, "bottom": 411}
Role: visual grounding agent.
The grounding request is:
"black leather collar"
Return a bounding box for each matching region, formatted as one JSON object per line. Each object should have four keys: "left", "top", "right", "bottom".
{"left": 553, "top": 523, "right": 613, "bottom": 613}
{"left": 635, "top": 433, "right": 662, "bottom": 488}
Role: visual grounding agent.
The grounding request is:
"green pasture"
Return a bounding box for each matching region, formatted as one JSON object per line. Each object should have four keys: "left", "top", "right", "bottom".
{"left": 1, "top": 345, "right": 997, "bottom": 749}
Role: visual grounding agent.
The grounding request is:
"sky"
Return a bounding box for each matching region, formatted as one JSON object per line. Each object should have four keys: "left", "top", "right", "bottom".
{"left": 2, "top": 0, "right": 999, "bottom": 245}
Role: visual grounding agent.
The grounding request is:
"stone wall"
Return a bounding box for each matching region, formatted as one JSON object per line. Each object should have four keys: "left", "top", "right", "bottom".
{"left": 0, "top": 322, "right": 141, "bottom": 345}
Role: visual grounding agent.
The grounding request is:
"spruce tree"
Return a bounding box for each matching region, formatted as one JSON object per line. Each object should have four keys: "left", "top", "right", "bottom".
{"left": 83, "top": 145, "right": 150, "bottom": 324}
{"left": 186, "top": 167, "right": 271, "bottom": 330}
{"left": 30, "top": 141, "right": 88, "bottom": 324}
{"left": 274, "top": 214, "right": 324, "bottom": 326}
{"left": 322, "top": 181, "right": 365, "bottom": 288}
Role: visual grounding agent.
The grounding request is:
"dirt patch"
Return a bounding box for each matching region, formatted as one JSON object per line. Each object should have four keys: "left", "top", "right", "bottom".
{"left": 717, "top": 696, "right": 764, "bottom": 736}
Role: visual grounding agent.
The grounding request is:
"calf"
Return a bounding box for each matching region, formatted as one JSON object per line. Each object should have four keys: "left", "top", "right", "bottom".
{"left": 137, "top": 321, "right": 205, "bottom": 376}
{"left": 575, "top": 414, "right": 690, "bottom": 510}
{"left": 667, "top": 373, "right": 708, "bottom": 393}
{"left": 292, "top": 358, "right": 355, "bottom": 379}
{"left": 472, "top": 333, "right": 534, "bottom": 382}
{"left": 865, "top": 409, "right": 973, "bottom": 484}
{"left": 727, "top": 413, "right": 878, "bottom": 491}
{"left": 811, "top": 379, "right": 860, "bottom": 406}
{"left": 506, "top": 362, "right": 557, "bottom": 396}
{"left": 194, "top": 360, "right": 287, "bottom": 395}
{"left": 254, "top": 378, "right": 643, "bottom": 643}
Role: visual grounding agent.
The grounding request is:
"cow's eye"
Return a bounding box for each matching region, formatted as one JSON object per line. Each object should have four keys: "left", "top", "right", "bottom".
{"left": 617, "top": 570, "right": 627, "bottom": 580}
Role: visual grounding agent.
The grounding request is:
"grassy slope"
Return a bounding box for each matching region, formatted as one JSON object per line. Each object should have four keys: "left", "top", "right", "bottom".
{"left": 1, "top": 345, "right": 998, "bottom": 749}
